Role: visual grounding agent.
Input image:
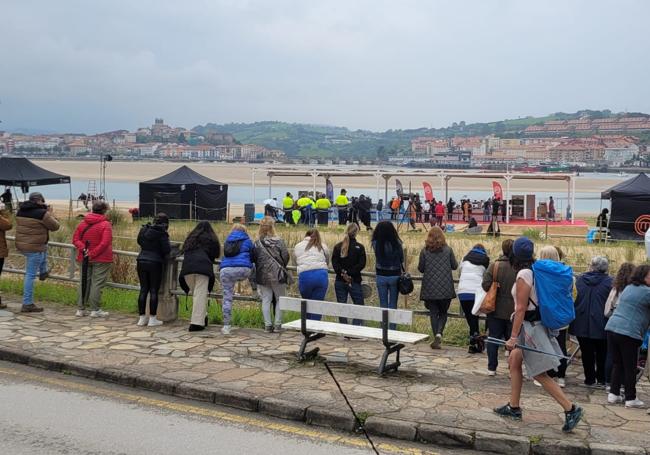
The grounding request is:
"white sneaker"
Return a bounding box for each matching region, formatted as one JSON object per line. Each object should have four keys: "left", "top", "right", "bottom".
{"left": 487, "top": 370, "right": 497, "bottom": 376}
{"left": 89, "top": 310, "right": 109, "bottom": 318}
{"left": 557, "top": 378, "right": 566, "bottom": 388}
{"left": 608, "top": 393, "right": 624, "bottom": 404}
{"left": 147, "top": 316, "right": 163, "bottom": 327}
{"left": 533, "top": 380, "right": 542, "bottom": 387}
{"left": 625, "top": 399, "right": 645, "bottom": 408}
{"left": 75, "top": 309, "right": 86, "bottom": 317}
{"left": 221, "top": 325, "right": 231, "bottom": 335}
{"left": 137, "top": 315, "right": 149, "bottom": 326}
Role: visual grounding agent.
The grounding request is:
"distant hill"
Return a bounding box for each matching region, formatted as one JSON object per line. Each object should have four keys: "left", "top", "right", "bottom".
{"left": 193, "top": 110, "right": 649, "bottom": 158}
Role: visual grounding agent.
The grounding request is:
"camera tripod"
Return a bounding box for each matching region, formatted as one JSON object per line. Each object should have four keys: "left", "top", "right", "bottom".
{"left": 396, "top": 200, "right": 430, "bottom": 232}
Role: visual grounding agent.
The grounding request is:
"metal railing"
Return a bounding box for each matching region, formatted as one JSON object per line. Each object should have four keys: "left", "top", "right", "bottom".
{"left": 2, "top": 236, "right": 465, "bottom": 319}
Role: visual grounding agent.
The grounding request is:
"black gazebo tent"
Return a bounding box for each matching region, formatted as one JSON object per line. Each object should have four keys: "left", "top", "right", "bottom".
{"left": 601, "top": 172, "right": 650, "bottom": 239}
{"left": 139, "top": 166, "right": 228, "bottom": 221}
{"left": 0, "top": 157, "right": 72, "bottom": 208}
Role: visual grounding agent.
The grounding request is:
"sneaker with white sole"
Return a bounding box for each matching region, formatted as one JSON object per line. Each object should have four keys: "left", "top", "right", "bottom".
{"left": 557, "top": 378, "right": 566, "bottom": 388}
{"left": 487, "top": 370, "right": 497, "bottom": 376}
{"left": 90, "top": 309, "right": 109, "bottom": 318}
{"left": 147, "top": 316, "right": 163, "bottom": 327}
{"left": 75, "top": 309, "right": 86, "bottom": 317}
{"left": 137, "top": 315, "right": 149, "bottom": 326}
{"left": 221, "top": 325, "right": 231, "bottom": 335}
{"left": 607, "top": 393, "right": 624, "bottom": 404}
{"left": 625, "top": 399, "right": 645, "bottom": 408}
{"left": 533, "top": 380, "right": 542, "bottom": 387}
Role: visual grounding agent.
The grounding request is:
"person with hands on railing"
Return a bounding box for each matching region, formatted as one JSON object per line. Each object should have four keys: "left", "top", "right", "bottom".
{"left": 72, "top": 201, "right": 113, "bottom": 318}
{"left": 15, "top": 192, "right": 60, "bottom": 313}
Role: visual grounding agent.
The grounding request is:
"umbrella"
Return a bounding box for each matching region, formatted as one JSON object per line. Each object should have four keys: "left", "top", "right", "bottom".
{"left": 81, "top": 242, "right": 90, "bottom": 309}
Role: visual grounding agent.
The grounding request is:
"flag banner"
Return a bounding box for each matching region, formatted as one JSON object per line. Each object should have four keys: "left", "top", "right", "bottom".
{"left": 396, "top": 179, "right": 403, "bottom": 197}
{"left": 492, "top": 181, "right": 503, "bottom": 200}
{"left": 326, "top": 179, "right": 334, "bottom": 200}
{"left": 422, "top": 181, "right": 434, "bottom": 202}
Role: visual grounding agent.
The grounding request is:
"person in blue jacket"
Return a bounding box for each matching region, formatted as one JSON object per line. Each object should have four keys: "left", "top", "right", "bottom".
{"left": 570, "top": 256, "right": 613, "bottom": 386}
{"left": 220, "top": 224, "right": 254, "bottom": 335}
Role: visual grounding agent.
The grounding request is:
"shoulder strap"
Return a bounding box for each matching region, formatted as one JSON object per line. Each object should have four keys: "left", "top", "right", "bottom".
{"left": 493, "top": 262, "right": 499, "bottom": 282}
{"left": 259, "top": 240, "right": 285, "bottom": 270}
{"left": 80, "top": 223, "right": 94, "bottom": 241}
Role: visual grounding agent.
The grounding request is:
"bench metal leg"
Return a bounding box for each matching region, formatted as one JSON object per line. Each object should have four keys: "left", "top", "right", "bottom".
{"left": 298, "top": 332, "right": 326, "bottom": 361}
{"left": 378, "top": 342, "right": 404, "bottom": 375}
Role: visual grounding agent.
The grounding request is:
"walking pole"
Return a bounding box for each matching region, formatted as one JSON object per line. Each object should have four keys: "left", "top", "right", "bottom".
{"left": 486, "top": 337, "right": 571, "bottom": 360}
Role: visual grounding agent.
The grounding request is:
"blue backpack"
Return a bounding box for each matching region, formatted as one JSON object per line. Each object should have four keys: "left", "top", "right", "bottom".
{"left": 531, "top": 259, "right": 575, "bottom": 330}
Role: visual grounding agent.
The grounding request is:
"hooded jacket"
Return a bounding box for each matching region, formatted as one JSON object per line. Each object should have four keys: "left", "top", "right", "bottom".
{"left": 178, "top": 235, "right": 220, "bottom": 294}
{"left": 220, "top": 230, "right": 254, "bottom": 269}
{"left": 332, "top": 238, "right": 366, "bottom": 283}
{"left": 137, "top": 223, "right": 171, "bottom": 264}
{"left": 0, "top": 211, "right": 12, "bottom": 258}
{"left": 15, "top": 201, "right": 60, "bottom": 253}
{"left": 294, "top": 236, "right": 329, "bottom": 274}
{"left": 253, "top": 236, "right": 290, "bottom": 285}
{"left": 72, "top": 212, "right": 113, "bottom": 263}
{"left": 481, "top": 254, "right": 517, "bottom": 320}
{"left": 570, "top": 271, "right": 613, "bottom": 339}
{"left": 457, "top": 247, "right": 489, "bottom": 296}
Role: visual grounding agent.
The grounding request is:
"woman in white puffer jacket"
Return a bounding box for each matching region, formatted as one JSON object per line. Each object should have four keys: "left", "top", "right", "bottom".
{"left": 293, "top": 228, "right": 330, "bottom": 320}
{"left": 457, "top": 243, "right": 490, "bottom": 353}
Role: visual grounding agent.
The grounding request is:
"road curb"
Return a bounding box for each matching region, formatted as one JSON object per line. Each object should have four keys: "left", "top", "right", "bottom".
{"left": 0, "top": 345, "right": 647, "bottom": 455}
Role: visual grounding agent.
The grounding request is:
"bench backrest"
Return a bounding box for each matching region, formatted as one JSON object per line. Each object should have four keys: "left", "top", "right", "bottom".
{"left": 278, "top": 296, "right": 413, "bottom": 325}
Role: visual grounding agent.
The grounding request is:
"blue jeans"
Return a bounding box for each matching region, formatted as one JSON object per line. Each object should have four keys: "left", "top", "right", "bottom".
{"left": 23, "top": 251, "right": 48, "bottom": 306}
{"left": 334, "top": 280, "right": 364, "bottom": 325}
{"left": 298, "top": 269, "right": 328, "bottom": 320}
{"left": 376, "top": 274, "right": 399, "bottom": 330}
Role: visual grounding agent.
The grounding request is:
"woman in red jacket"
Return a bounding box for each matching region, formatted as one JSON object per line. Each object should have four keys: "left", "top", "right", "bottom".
{"left": 72, "top": 201, "right": 113, "bottom": 318}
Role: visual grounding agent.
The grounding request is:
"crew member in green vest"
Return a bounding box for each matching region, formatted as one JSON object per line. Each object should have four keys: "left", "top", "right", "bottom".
{"left": 335, "top": 189, "right": 349, "bottom": 225}
{"left": 283, "top": 192, "right": 294, "bottom": 224}
{"left": 297, "top": 194, "right": 312, "bottom": 225}
{"left": 315, "top": 193, "right": 332, "bottom": 226}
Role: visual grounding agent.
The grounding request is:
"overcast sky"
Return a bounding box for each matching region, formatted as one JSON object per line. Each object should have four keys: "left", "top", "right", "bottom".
{"left": 2, "top": 0, "right": 649, "bottom": 134}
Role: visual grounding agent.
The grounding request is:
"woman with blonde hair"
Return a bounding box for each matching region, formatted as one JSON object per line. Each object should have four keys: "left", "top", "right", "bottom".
{"left": 220, "top": 224, "right": 255, "bottom": 335}
{"left": 294, "top": 228, "right": 330, "bottom": 320}
{"left": 332, "top": 223, "right": 367, "bottom": 325}
{"left": 253, "top": 217, "right": 290, "bottom": 332}
{"left": 418, "top": 226, "right": 458, "bottom": 349}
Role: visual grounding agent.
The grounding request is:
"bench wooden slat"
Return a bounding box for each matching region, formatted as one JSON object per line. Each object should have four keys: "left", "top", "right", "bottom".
{"left": 281, "top": 320, "right": 429, "bottom": 344}
{"left": 278, "top": 296, "right": 413, "bottom": 325}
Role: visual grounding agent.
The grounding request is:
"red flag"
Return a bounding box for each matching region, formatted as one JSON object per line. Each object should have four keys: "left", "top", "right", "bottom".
{"left": 492, "top": 181, "right": 503, "bottom": 200}
{"left": 422, "top": 181, "right": 434, "bottom": 202}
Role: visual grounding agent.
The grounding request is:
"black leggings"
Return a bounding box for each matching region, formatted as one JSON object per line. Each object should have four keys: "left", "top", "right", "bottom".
{"left": 137, "top": 261, "right": 163, "bottom": 316}
{"left": 425, "top": 299, "right": 451, "bottom": 336}
{"left": 460, "top": 299, "right": 480, "bottom": 338}
{"left": 608, "top": 331, "right": 642, "bottom": 401}
{"left": 0, "top": 257, "right": 4, "bottom": 276}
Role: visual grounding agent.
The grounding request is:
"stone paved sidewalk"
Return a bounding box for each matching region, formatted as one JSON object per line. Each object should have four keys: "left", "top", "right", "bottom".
{"left": 0, "top": 297, "right": 649, "bottom": 454}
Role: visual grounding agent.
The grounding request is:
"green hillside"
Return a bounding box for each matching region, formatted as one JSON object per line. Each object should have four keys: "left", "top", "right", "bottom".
{"left": 192, "top": 110, "right": 644, "bottom": 158}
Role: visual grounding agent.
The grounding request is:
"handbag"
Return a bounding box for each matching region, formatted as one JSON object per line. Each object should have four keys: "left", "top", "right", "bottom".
{"left": 604, "top": 288, "right": 618, "bottom": 318}
{"left": 398, "top": 264, "right": 414, "bottom": 295}
{"left": 472, "top": 287, "right": 487, "bottom": 316}
{"left": 479, "top": 262, "right": 499, "bottom": 314}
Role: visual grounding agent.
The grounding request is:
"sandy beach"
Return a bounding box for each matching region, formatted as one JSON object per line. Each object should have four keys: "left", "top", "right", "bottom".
{"left": 34, "top": 159, "right": 625, "bottom": 193}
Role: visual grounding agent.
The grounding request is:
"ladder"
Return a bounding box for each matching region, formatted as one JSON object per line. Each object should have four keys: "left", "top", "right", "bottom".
{"left": 87, "top": 180, "right": 97, "bottom": 198}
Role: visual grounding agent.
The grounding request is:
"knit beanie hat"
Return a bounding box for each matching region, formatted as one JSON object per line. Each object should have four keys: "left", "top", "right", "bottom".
{"left": 513, "top": 237, "right": 534, "bottom": 261}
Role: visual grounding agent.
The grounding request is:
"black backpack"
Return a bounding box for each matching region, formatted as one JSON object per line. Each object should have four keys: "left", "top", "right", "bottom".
{"left": 223, "top": 239, "right": 244, "bottom": 258}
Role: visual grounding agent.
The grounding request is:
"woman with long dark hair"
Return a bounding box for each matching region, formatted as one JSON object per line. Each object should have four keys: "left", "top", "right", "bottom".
{"left": 332, "top": 223, "right": 366, "bottom": 325}
{"left": 294, "top": 228, "right": 330, "bottom": 320}
{"left": 372, "top": 221, "right": 404, "bottom": 329}
{"left": 178, "top": 221, "right": 220, "bottom": 332}
{"left": 494, "top": 237, "right": 583, "bottom": 433}
{"left": 605, "top": 264, "right": 650, "bottom": 408}
{"left": 136, "top": 213, "right": 171, "bottom": 327}
{"left": 418, "top": 226, "right": 457, "bottom": 349}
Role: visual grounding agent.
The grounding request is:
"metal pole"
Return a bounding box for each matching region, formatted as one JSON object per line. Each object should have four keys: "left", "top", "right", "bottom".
{"left": 505, "top": 175, "right": 511, "bottom": 224}
{"left": 251, "top": 168, "right": 256, "bottom": 203}
{"left": 375, "top": 173, "right": 380, "bottom": 201}
{"left": 384, "top": 175, "right": 388, "bottom": 203}
{"left": 571, "top": 174, "right": 576, "bottom": 224}
{"left": 268, "top": 174, "right": 272, "bottom": 199}
{"left": 312, "top": 171, "right": 317, "bottom": 198}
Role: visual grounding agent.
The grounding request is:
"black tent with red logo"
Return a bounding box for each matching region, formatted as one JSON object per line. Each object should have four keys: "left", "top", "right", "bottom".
{"left": 601, "top": 173, "right": 650, "bottom": 239}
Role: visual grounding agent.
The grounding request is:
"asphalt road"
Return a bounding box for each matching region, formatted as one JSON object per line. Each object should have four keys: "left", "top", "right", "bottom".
{"left": 0, "top": 361, "right": 477, "bottom": 455}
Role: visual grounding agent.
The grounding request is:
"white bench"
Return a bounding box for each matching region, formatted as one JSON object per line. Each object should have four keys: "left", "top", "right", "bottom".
{"left": 278, "top": 296, "right": 428, "bottom": 374}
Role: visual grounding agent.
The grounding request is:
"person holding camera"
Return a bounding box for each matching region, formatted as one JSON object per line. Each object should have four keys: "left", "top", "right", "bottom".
{"left": 15, "top": 192, "right": 60, "bottom": 312}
